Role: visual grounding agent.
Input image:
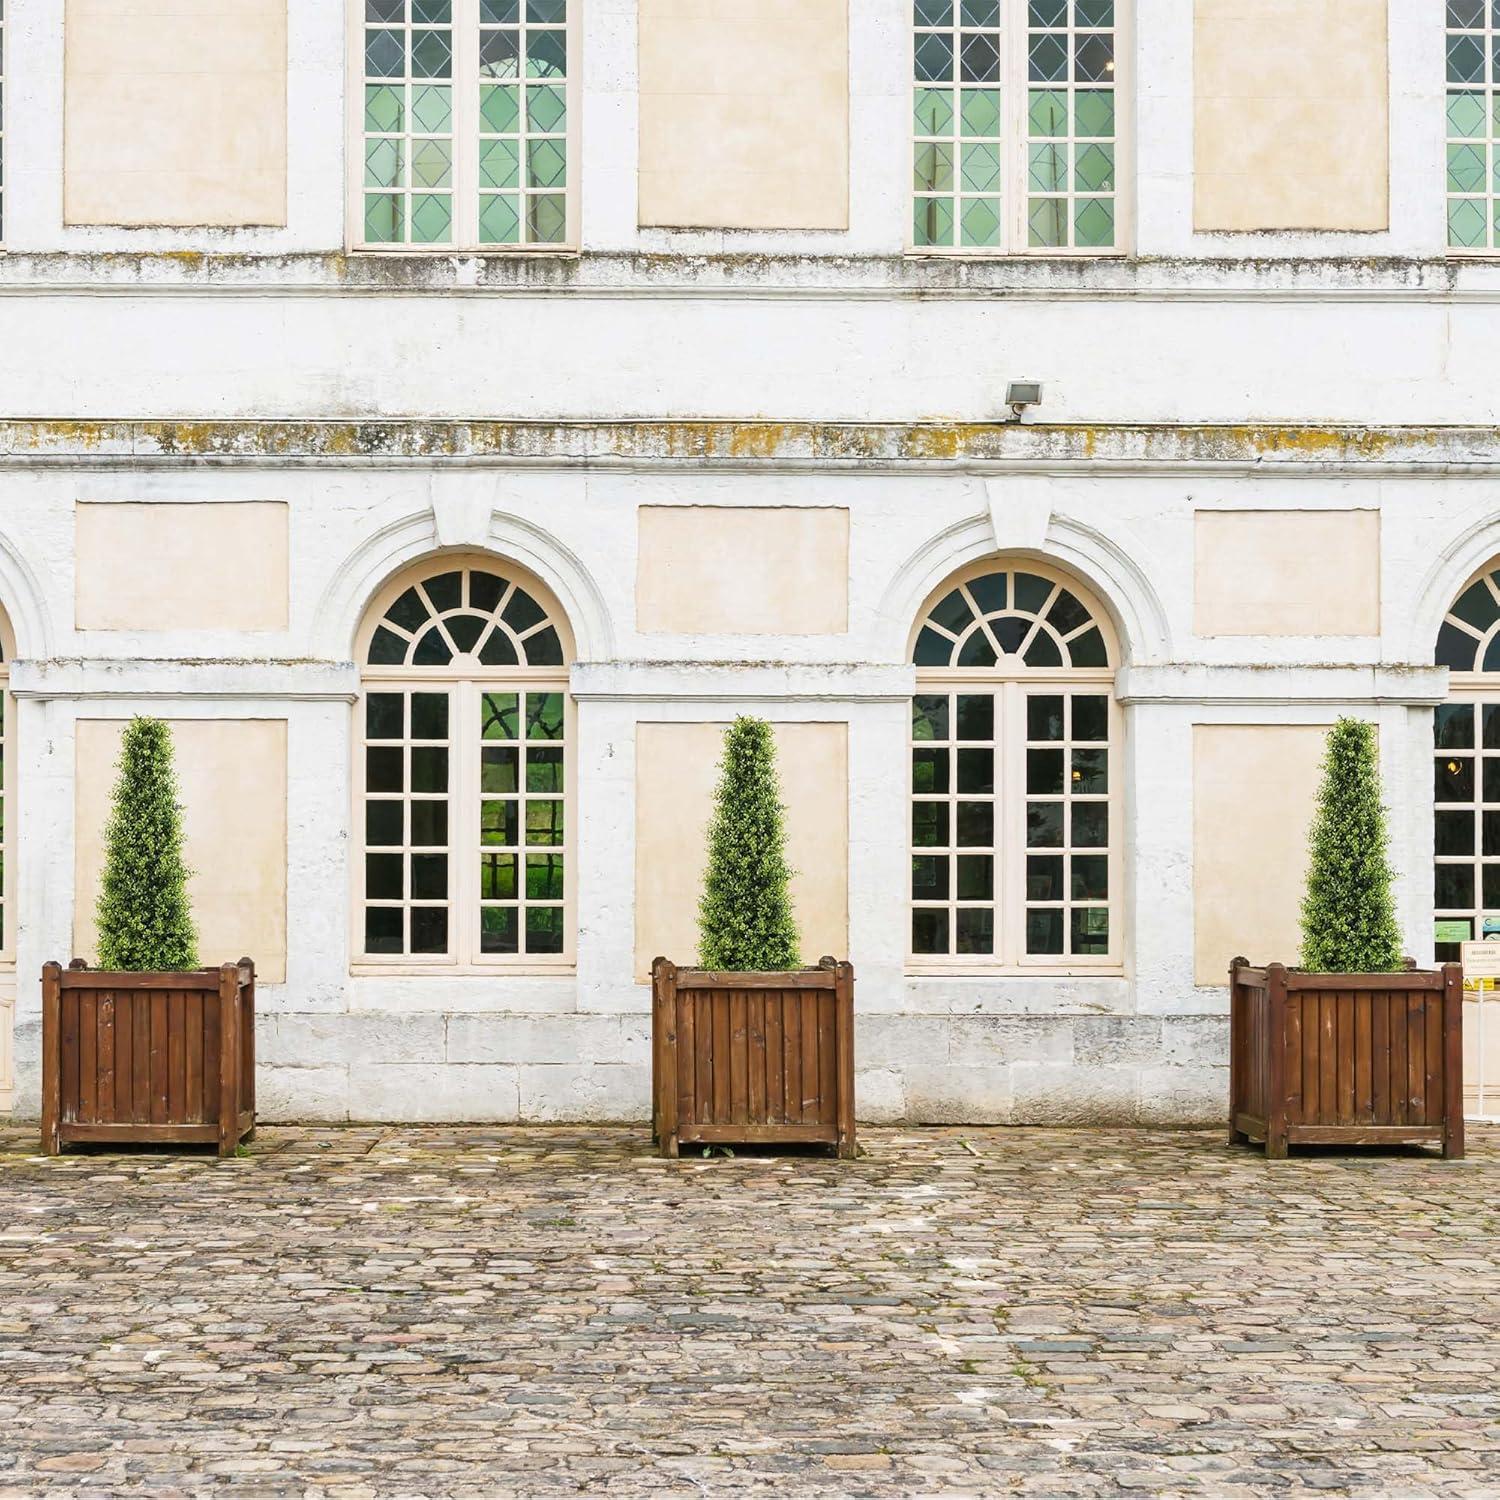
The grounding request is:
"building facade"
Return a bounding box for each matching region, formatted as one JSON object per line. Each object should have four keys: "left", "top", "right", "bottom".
{"left": 1, "top": 0, "right": 1498, "bottom": 1124}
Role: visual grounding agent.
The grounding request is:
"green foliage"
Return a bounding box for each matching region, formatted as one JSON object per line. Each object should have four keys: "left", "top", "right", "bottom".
{"left": 697, "top": 716, "right": 801, "bottom": 972}
{"left": 1299, "top": 717, "right": 1403, "bottom": 974}
{"left": 95, "top": 717, "right": 199, "bottom": 972}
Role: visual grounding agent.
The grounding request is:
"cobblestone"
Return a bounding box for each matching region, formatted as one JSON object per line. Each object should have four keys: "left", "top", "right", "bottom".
{"left": 0, "top": 1125, "right": 1497, "bottom": 1496}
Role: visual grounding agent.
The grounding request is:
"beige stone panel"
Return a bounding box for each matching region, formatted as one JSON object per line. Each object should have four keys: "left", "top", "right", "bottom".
{"left": 1462, "top": 992, "right": 1500, "bottom": 1116}
{"left": 634, "top": 721, "right": 849, "bottom": 980}
{"left": 638, "top": 0, "right": 848, "bottom": 229}
{"left": 65, "top": 0, "right": 287, "bottom": 227}
{"left": 75, "top": 719, "right": 288, "bottom": 983}
{"left": 1193, "top": 510, "right": 1380, "bottom": 637}
{"left": 75, "top": 502, "right": 289, "bottom": 631}
{"left": 636, "top": 507, "right": 849, "bottom": 634}
{"left": 1194, "top": 0, "right": 1388, "bottom": 231}
{"left": 1193, "top": 724, "right": 1330, "bottom": 984}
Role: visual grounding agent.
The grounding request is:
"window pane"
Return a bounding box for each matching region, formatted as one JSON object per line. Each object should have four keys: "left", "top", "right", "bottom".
{"left": 1447, "top": 10, "right": 1500, "bottom": 250}
{"left": 913, "top": 908, "right": 950, "bottom": 954}
{"left": 912, "top": 854, "right": 949, "bottom": 900}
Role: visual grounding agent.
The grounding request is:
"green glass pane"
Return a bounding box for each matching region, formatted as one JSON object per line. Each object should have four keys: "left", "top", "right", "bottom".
{"left": 483, "top": 692, "right": 520, "bottom": 737}
{"left": 960, "top": 141, "right": 1000, "bottom": 192}
{"left": 1450, "top": 142, "right": 1487, "bottom": 193}
{"left": 411, "top": 27, "right": 453, "bottom": 78}
{"left": 1450, "top": 195, "right": 1487, "bottom": 247}
{"left": 914, "top": 141, "right": 953, "bottom": 191}
{"left": 480, "top": 138, "right": 519, "bottom": 189}
{"left": 914, "top": 195, "right": 954, "bottom": 246}
{"left": 364, "top": 192, "right": 403, "bottom": 243}
{"left": 1074, "top": 0, "right": 1112, "bottom": 22}
{"left": 527, "top": 29, "right": 566, "bottom": 77}
{"left": 412, "top": 84, "right": 452, "bottom": 133}
{"left": 479, "top": 192, "right": 520, "bottom": 243}
{"left": 1028, "top": 196, "right": 1066, "bottom": 246}
{"left": 915, "top": 0, "right": 952, "bottom": 24}
{"left": 527, "top": 193, "right": 567, "bottom": 242}
{"left": 365, "top": 28, "right": 403, "bottom": 77}
{"left": 526, "top": 853, "right": 565, "bottom": 900}
{"left": 412, "top": 139, "right": 452, "bottom": 189}
{"left": 1028, "top": 143, "right": 1066, "bottom": 191}
{"left": 527, "top": 137, "right": 566, "bottom": 188}
{"left": 1028, "top": 33, "right": 1067, "bottom": 83}
{"left": 960, "top": 88, "right": 1000, "bottom": 137}
{"left": 410, "top": 192, "right": 452, "bottom": 244}
{"left": 1074, "top": 196, "right": 1114, "bottom": 247}
{"left": 528, "top": 82, "right": 566, "bottom": 131}
{"left": 526, "top": 800, "right": 564, "bottom": 846}
{"left": 1028, "top": 89, "right": 1067, "bottom": 138}
{"left": 914, "top": 33, "right": 953, "bottom": 82}
{"left": 1449, "top": 34, "right": 1485, "bottom": 85}
{"left": 959, "top": 196, "right": 1001, "bottom": 247}
{"left": 961, "top": 0, "right": 999, "bottom": 23}
{"left": 414, "top": 0, "right": 452, "bottom": 21}
{"left": 1074, "top": 141, "right": 1114, "bottom": 191}
{"left": 915, "top": 87, "right": 954, "bottom": 135}
{"left": 481, "top": 853, "right": 517, "bottom": 900}
{"left": 480, "top": 83, "right": 520, "bottom": 132}
{"left": 1030, "top": 0, "right": 1066, "bottom": 22}
{"left": 528, "top": 0, "right": 566, "bottom": 20}
{"left": 1448, "top": 89, "right": 1486, "bottom": 139}
{"left": 365, "top": 137, "right": 403, "bottom": 189}
{"left": 365, "top": 83, "right": 403, "bottom": 133}
{"left": 1073, "top": 88, "right": 1114, "bottom": 137}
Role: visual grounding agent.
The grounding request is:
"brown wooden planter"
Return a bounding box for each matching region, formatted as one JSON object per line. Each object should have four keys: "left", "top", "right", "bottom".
{"left": 41, "top": 959, "right": 256, "bottom": 1157}
{"left": 651, "top": 956, "right": 855, "bottom": 1158}
{"left": 1229, "top": 959, "right": 1464, "bottom": 1159}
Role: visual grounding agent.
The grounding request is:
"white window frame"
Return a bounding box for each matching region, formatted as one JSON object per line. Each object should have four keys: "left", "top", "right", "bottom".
{"left": 910, "top": 0, "right": 1133, "bottom": 258}
{"left": 0, "top": 614, "right": 12, "bottom": 971}
{"left": 909, "top": 562, "right": 1123, "bottom": 976}
{"left": 1446, "top": 1, "right": 1500, "bottom": 258}
{"left": 346, "top": 0, "right": 582, "bottom": 254}
{"left": 352, "top": 560, "right": 575, "bottom": 976}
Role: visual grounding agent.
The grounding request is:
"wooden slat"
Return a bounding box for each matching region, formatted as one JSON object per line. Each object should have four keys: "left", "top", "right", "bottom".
{"left": 167, "top": 992, "right": 185, "bottom": 1123}
{"left": 202, "top": 992, "right": 220, "bottom": 1124}
{"left": 729, "top": 990, "right": 748, "bottom": 1125}
{"left": 693, "top": 987, "right": 712, "bottom": 1126}
{"left": 1389, "top": 992, "right": 1409, "bottom": 1126}
{"left": 132, "top": 992, "right": 151, "bottom": 1123}
{"left": 78, "top": 994, "right": 98, "bottom": 1125}
{"left": 747, "top": 992, "right": 766, "bottom": 1125}
{"left": 60, "top": 1123, "right": 220, "bottom": 1145}
{"left": 1283, "top": 993, "right": 1302, "bottom": 1122}
{"left": 1301, "top": 995, "right": 1319, "bottom": 1123}
{"left": 784, "top": 994, "right": 802, "bottom": 1126}
{"left": 1353, "top": 991, "right": 1373, "bottom": 1124}
{"left": 61, "top": 994, "right": 80, "bottom": 1125}
{"left": 1288, "top": 1124, "right": 1443, "bottom": 1145}
{"left": 800, "top": 991, "right": 819, "bottom": 1121}
{"left": 817, "top": 994, "right": 837, "bottom": 1130}
{"left": 1318, "top": 993, "right": 1337, "bottom": 1126}
{"left": 675, "top": 988, "right": 694, "bottom": 1144}
{"left": 58, "top": 970, "right": 220, "bottom": 991}
{"left": 1406, "top": 994, "right": 1426, "bottom": 1122}
{"left": 1423, "top": 993, "right": 1442, "bottom": 1127}
{"left": 97, "top": 992, "right": 117, "bottom": 1127}
{"left": 185, "top": 992, "right": 204, "bottom": 1123}
{"left": 114, "top": 991, "right": 133, "bottom": 1121}
{"left": 1336, "top": 992, "right": 1355, "bottom": 1125}
{"left": 764, "top": 991, "right": 784, "bottom": 1124}
{"left": 1371, "top": 991, "right": 1390, "bottom": 1123}
{"left": 679, "top": 1123, "right": 840, "bottom": 1145}
{"left": 1284, "top": 971, "right": 1444, "bottom": 992}
{"left": 150, "top": 991, "right": 169, "bottom": 1124}
{"left": 711, "top": 994, "right": 730, "bottom": 1124}
{"left": 682, "top": 970, "right": 837, "bottom": 990}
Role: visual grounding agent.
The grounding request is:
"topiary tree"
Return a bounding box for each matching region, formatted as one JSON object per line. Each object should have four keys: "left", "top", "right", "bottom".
{"left": 697, "top": 716, "right": 801, "bottom": 971}
{"left": 95, "top": 717, "right": 199, "bottom": 972}
{"left": 1299, "top": 716, "right": 1403, "bottom": 974}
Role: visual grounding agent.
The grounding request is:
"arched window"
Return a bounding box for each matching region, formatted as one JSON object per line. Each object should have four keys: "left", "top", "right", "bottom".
{"left": 910, "top": 561, "right": 1119, "bottom": 970}
{"left": 1433, "top": 562, "right": 1500, "bottom": 960}
{"left": 356, "top": 558, "right": 572, "bottom": 971}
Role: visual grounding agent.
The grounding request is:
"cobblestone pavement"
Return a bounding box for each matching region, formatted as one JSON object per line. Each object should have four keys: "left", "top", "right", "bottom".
{"left": 1, "top": 1125, "right": 1498, "bottom": 1498}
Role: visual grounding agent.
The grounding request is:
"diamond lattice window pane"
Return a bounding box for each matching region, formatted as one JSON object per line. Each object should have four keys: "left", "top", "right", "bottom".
{"left": 1028, "top": 197, "right": 1066, "bottom": 246}
{"left": 1449, "top": 34, "right": 1485, "bottom": 84}
{"left": 914, "top": 196, "right": 955, "bottom": 246}
{"left": 411, "top": 84, "right": 452, "bottom": 133}
{"left": 480, "top": 192, "right": 521, "bottom": 243}
{"left": 916, "top": 87, "right": 954, "bottom": 134}
{"left": 914, "top": 0, "right": 953, "bottom": 25}
{"left": 961, "top": 88, "right": 999, "bottom": 137}
{"left": 365, "top": 137, "right": 403, "bottom": 188}
{"left": 527, "top": 30, "right": 566, "bottom": 77}
{"left": 1074, "top": 141, "right": 1114, "bottom": 191}
{"left": 527, "top": 138, "right": 566, "bottom": 188}
{"left": 528, "top": 0, "right": 566, "bottom": 19}
{"left": 915, "top": 142, "right": 954, "bottom": 191}
{"left": 528, "top": 83, "right": 566, "bottom": 131}
{"left": 527, "top": 193, "right": 567, "bottom": 242}
{"left": 1449, "top": 89, "right": 1486, "bottom": 137}
{"left": 1074, "top": 196, "right": 1114, "bottom": 246}
{"left": 364, "top": 192, "right": 404, "bottom": 243}
{"left": 1028, "top": 33, "right": 1067, "bottom": 82}
{"left": 410, "top": 192, "right": 452, "bottom": 243}
{"left": 412, "top": 139, "right": 452, "bottom": 188}
{"left": 915, "top": 33, "right": 954, "bottom": 82}
{"left": 1450, "top": 142, "right": 1487, "bottom": 193}
{"left": 365, "top": 28, "right": 404, "bottom": 76}
{"left": 1028, "top": 143, "right": 1066, "bottom": 191}
{"left": 413, "top": 0, "right": 451, "bottom": 20}
{"left": 961, "top": 141, "right": 1000, "bottom": 192}
{"left": 961, "top": 0, "right": 999, "bottom": 23}
{"left": 1073, "top": 88, "right": 1114, "bottom": 137}
{"left": 480, "top": 29, "right": 519, "bottom": 77}
{"left": 1074, "top": 33, "right": 1114, "bottom": 83}
{"left": 481, "top": 0, "right": 519, "bottom": 19}
{"left": 411, "top": 28, "right": 453, "bottom": 78}
{"left": 1449, "top": 0, "right": 1484, "bottom": 26}
{"left": 1028, "top": 88, "right": 1066, "bottom": 137}
{"left": 960, "top": 32, "right": 1000, "bottom": 82}
{"left": 960, "top": 196, "right": 1001, "bottom": 247}
{"left": 1075, "top": 0, "right": 1113, "bottom": 22}
{"left": 480, "top": 138, "right": 519, "bottom": 189}
{"left": 481, "top": 82, "right": 519, "bottom": 132}
{"left": 367, "top": 0, "right": 404, "bottom": 21}
{"left": 365, "top": 83, "right": 404, "bottom": 133}
{"left": 1030, "top": 0, "right": 1066, "bottom": 24}
{"left": 1450, "top": 196, "right": 1488, "bottom": 247}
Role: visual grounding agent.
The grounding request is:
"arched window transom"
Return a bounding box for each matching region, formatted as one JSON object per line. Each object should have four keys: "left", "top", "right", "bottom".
{"left": 910, "top": 562, "right": 1119, "bottom": 972}
{"left": 357, "top": 560, "right": 571, "bottom": 973}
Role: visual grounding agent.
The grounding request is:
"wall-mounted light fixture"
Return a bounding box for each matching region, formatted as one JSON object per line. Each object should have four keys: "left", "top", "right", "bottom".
{"left": 1005, "top": 381, "right": 1042, "bottom": 421}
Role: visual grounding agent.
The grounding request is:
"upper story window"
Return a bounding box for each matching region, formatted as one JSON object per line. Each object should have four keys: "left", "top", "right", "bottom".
{"left": 1, "top": 0, "right": 6, "bottom": 243}
{"left": 913, "top": 1, "right": 1123, "bottom": 254}
{"left": 355, "top": 0, "right": 574, "bottom": 250}
{"left": 1447, "top": 2, "right": 1499, "bottom": 252}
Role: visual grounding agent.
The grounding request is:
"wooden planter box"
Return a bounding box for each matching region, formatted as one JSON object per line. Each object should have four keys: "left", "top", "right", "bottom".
{"left": 41, "top": 960, "right": 256, "bottom": 1157}
{"left": 1229, "top": 959, "right": 1464, "bottom": 1159}
{"left": 652, "top": 956, "right": 855, "bottom": 1158}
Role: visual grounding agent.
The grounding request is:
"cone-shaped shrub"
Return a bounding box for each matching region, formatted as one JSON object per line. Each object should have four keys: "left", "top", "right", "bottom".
{"left": 697, "top": 716, "right": 801, "bottom": 971}
{"left": 95, "top": 717, "right": 199, "bottom": 972}
{"left": 1299, "top": 717, "right": 1402, "bottom": 974}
